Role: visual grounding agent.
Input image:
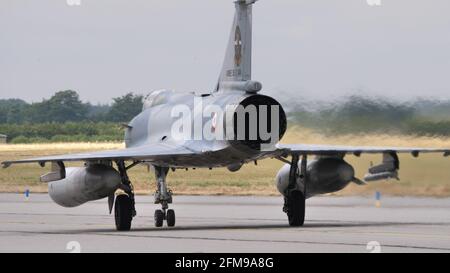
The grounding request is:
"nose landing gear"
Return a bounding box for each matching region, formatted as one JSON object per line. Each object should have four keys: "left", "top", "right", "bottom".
{"left": 154, "top": 208, "right": 175, "bottom": 227}
{"left": 154, "top": 166, "right": 176, "bottom": 227}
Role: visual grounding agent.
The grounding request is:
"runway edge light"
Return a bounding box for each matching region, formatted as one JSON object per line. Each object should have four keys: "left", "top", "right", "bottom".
{"left": 375, "top": 191, "right": 381, "bottom": 208}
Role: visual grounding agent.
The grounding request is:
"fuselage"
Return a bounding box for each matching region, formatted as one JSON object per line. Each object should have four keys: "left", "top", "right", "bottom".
{"left": 124, "top": 90, "right": 287, "bottom": 168}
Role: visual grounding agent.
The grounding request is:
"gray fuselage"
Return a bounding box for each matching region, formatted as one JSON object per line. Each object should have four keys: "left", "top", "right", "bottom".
{"left": 124, "top": 90, "right": 286, "bottom": 168}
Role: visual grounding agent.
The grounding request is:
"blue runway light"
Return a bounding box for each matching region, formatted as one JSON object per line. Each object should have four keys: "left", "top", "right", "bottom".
{"left": 375, "top": 191, "right": 381, "bottom": 208}
{"left": 25, "top": 189, "right": 30, "bottom": 198}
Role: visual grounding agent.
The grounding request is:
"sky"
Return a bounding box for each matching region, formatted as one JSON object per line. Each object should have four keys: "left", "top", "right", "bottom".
{"left": 1, "top": 0, "right": 450, "bottom": 104}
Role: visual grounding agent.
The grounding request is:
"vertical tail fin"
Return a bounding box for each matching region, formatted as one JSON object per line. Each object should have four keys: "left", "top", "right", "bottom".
{"left": 215, "top": 0, "right": 260, "bottom": 92}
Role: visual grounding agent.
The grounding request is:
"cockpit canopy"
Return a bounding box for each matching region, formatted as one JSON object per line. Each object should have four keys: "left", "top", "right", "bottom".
{"left": 142, "top": 89, "right": 174, "bottom": 110}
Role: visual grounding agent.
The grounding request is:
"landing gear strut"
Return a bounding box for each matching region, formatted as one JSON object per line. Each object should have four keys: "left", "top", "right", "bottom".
{"left": 154, "top": 166, "right": 175, "bottom": 227}
{"left": 114, "top": 161, "right": 136, "bottom": 231}
{"left": 283, "top": 154, "right": 307, "bottom": 227}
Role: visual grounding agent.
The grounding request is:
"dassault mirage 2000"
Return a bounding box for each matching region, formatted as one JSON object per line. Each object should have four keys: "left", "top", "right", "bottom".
{"left": 3, "top": 0, "right": 450, "bottom": 230}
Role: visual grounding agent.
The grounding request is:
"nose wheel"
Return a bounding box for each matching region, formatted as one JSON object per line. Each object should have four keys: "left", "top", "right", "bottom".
{"left": 153, "top": 166, "right": 176, "bottom": 227}
{"left": 154, "top": 209, "right": 164, "bottom": 227}
{"left": 154, "top": 209, "right": 175, "bottom": 227}
{"left": 166, "top": 209, "right": 176, "bottom": 227}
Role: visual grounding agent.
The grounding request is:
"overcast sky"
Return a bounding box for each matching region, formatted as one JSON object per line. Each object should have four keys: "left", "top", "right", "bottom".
{"left": 1, "top": 0, "right": 449, "bottom": 104}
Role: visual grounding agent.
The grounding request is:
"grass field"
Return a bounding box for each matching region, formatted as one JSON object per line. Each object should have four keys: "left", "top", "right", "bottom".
{"left": 1, "top": 127, "right": 450, "bottom": 197}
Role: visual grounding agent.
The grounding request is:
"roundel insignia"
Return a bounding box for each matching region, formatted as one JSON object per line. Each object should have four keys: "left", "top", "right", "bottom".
{"left": 234, "top": 26, "right": 242, "bottom": 67}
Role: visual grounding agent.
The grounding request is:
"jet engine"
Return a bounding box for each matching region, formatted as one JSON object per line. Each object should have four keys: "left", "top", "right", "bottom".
{"left": 228, "top": 94, "right": 287, "bottom": 151}
{"left": 276, "top": 157, "right": 355, "bottom": 198}
{"left": 47, "top": 164, "right": 121, "bottom": 207}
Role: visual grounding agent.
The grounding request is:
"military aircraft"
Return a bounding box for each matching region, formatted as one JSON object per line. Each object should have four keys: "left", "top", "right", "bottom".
{"left": 3, "top": 0, "right": 450, "bottom": 231}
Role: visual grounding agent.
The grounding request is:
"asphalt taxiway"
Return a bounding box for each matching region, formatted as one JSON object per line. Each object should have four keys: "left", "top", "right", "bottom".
{"left": 0, "top": 193, "right": 449, "bottom": 252}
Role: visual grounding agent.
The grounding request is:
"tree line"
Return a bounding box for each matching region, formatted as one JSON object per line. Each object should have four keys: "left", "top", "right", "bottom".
{"left": 2, "top": 91, "right": 450, "bottom": 143}
{"left": 0, "top": 90, "right": 143, "bottom": 143}
{"left": 0, "top": 90, "right": 143, "bottom": 124}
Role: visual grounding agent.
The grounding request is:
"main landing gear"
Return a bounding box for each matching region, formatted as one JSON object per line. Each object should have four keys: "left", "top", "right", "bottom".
{"left": 114, "top": 161, "right": 136, "bottom": 231}
{"left": 153, "top": 166, "right": 175, "bottom": 227}
{"left": 111, "top": 162, "right": 176, "bottom": 230}
{"left": 283, "top": 154, "right": 307, "bottom": 227}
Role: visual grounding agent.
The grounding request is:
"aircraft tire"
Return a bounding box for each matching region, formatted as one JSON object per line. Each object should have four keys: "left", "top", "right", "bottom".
{"left": 115, "top": 194, "right": 133, "bottom": 231}
{"left": 154, "top": 209, "right": 164, "bottom": 227}
{"left": 166, "top": 209, "right": 175, "bottom": 227}
{"left": 287, "top": 190, "right": 305, "bottom": 227}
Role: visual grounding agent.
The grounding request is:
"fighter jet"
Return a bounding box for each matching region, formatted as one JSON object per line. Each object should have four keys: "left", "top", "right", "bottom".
{"left": 3, "top": 0, "right": 450, "bottom": 230}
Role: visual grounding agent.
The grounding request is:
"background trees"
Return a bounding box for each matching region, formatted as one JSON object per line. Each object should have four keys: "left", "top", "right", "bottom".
{"left": 0, "top": 90, "right": 143, "bottom": 124}
{"left": 107, "top": 93, "right": 144, "bottom": 122}
{"left": 0, "top": 90, "right": 143, "bottom": 143}
{"left": 1, "top": 90, "right": 450, "bottom": 143}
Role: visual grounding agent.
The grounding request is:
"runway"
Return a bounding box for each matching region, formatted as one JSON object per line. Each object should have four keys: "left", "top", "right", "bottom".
{"left": 0, "top": 193, "right": 449, "bottom": 253}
